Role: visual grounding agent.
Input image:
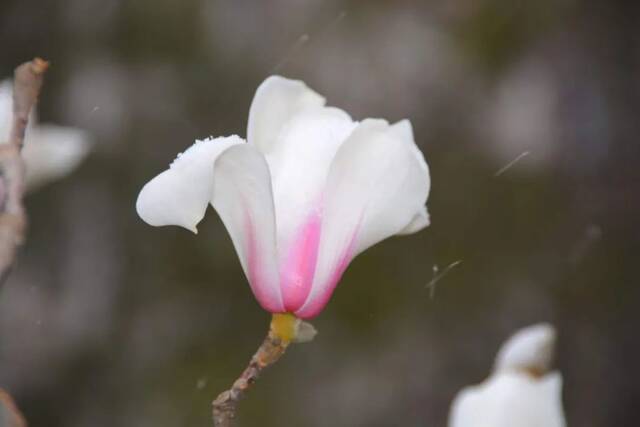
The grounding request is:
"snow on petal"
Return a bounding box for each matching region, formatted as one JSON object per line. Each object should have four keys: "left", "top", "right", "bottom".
{"left": 212, "top": 144, "right": 283, "bottom": 312}
{"left": 136, "top": 136, "right": 243, "bottom": 233}
{"left": 247, "top": 75, "right": 326, "bottom": 154}
{"left": 295, "top": 118, "right": 430, "bottom": 318}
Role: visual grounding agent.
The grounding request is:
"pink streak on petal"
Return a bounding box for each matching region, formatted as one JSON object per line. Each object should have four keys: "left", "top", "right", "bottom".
{"left": 280, "top": 210, "right": 322, "bottom": 312}
{"left": 294, "top": 224, "right": 361, "bottom": 319}
{"left": 244, "top": 211, "right": 284, "bottom": 313}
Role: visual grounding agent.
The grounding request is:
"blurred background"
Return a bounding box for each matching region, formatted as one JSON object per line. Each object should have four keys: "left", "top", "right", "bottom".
{"left": 0, "top": 0, "right": 638, "bottom": 426}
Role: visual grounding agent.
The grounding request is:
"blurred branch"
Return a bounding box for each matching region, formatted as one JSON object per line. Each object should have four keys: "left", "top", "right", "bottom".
{"left": 212, "top": 325, "right": 290, "bottom": 427}
{"left": 0, "top": 388, "right": 27, "bottom": 427}
{"left": 0, "top": 58, "right": 48, "bottom": 286}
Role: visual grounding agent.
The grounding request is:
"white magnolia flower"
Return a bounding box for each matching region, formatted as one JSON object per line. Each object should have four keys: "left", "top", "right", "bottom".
{"left": 449, "top": 323, "right": 567, "bottom": 427}
{"left": 137, "top": 76, "right": 431, "bottom": 318}
{"left": 0, "top": 80, "right": 91, "bottom": 192}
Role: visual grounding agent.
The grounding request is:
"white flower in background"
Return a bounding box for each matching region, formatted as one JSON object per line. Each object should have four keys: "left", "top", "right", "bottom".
{"left": 137, "top": 76, "right": 430, "bottom": 318}
{"left": 0, "top": 80, "right": 91, "bottom": 192}
{"left": 449, "top": 323, "right": 567, "bottom": 427}
{"left": 482, "top": 59, "right": 559, "bottom": 171}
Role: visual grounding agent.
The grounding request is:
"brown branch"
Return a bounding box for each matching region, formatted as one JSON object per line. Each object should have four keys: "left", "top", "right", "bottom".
{"left": 0, "top": 58, "right": 48, "bottom": 287}
{"left": 0, "top": 388, "right": 27, "bottom": 427}
{"left": 212, "top": 324, "right": 290, "bottom": 427}
{"left": 9, "top": 59, "right": 48, "bottom": 149}
{"left": 212, "top": 314, "right": 316, "bottom": 426}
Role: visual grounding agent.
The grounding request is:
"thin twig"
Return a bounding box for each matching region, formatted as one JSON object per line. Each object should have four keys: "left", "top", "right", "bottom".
{"left": 0, "top": 58, "right": 49, "bottom": 287}
{"left": 493, "top": 151, "right": 530, "bottom": 177}
{"left": 270, "top": 10, "right": 347, "bottom": 73}
{"left": 212, "top": 326, "right": 290, "bottom": 426}
{"left": 271, "top": 34, "right": 310, "bottom": 73}
{"left": 426, "top": 259, "right": 462, "bottom": 299}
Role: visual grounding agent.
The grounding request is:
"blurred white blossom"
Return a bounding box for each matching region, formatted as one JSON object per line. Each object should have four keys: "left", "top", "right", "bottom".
{"left": 449, "top": 324, "right": 567, "bottom": 427}
{"left": 482, "top": 59, "right": 559, "bottom": 170}
{"left": 0, "top": 79, "right": 91, "bottom": 192}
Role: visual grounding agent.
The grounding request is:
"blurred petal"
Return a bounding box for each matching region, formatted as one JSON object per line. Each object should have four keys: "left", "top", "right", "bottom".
{"left": 23, "top": 125, "right": 92, "bottom": 192}
{"left": 136, "top": 136, "right": 243, "bottom": 233}
{"left": 449, "top": 373, "right": 566, "bottom": 427}
{"left": 494, "top": 323, "right": 556, "bottom": 374}
{"left": 296, "top": 119, "right": 430, "bottom": 318}
{"left": 0, "top": 80, "right": 89, "bottom": 191}
{"left": 0, "top": 388, "right": 27, "bottom": 427}
{"left": 247, "top": 75, "right": 325, "bottom": 154}
{"left": 212, "top": 144, "right": 283, "bottom": 312}
{"left": 450, "top": 324, "right": 565, "bottom": 427}
{"left": 0, "top": 79, "right": 37, "bottom": 143}
{"left": 0, "top": 80, "right": 12, "bottom": 142}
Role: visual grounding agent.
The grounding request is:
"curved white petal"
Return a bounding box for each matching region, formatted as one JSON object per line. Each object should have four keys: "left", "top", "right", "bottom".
{"left": 494, "top": 323, "right": 556, "bottom": 374}
{"left": 449, "top": 372, "right": 566, "bottom": 427}
{"left": 268, "top": 107, "right": 355, "bottom": 242}
{"left": 267, "top": 108, "right": 357, "bottom": 311}
{"left": 388, "top": 119, "right": 430, "bottom": 235}
{"left": 23, "top": 125, "right": 92, "bottom": 192}
{"left": 398, "top": 206, "right": 430, "bottom": 235}
{"left": 388, "top": 118, "right": 414, "bottom": 142}
{"left": 212, "top": 144, "right": 283, "bottom": 312}
{"left": 247, "top": 75, "right": 326, "bottom": 154}
{"left": 136, "top": 136, "right": 243, "bottom": 233}
{"left": 295, "top": 119, "right": 430, "bottom": 318}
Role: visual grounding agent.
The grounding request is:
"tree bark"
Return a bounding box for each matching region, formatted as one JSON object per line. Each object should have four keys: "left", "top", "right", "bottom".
{"left": 0, "top": 58, "right": 48, "bottom": 287}
{"left": 212, "top": 328, "right": 290, "bottom": 427}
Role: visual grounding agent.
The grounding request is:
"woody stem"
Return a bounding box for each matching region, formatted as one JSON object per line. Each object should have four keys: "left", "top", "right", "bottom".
{"left": 211, "top": 314, "right": 297, "bottom": 427}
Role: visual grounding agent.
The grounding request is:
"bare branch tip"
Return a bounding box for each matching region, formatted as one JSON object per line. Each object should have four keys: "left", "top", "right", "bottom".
{"left": 31, "top": 57, "right": 50, "bottom": 74}
{"left": 0, "top": 57, "right": 50, "bottom": 289}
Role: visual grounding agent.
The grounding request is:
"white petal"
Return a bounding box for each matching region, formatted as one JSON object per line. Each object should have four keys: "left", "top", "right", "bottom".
{"left": 391, "top": 119, "right": 430, "bottom": 177}
{"left": 212, "top": 144, "right": 283, "bottom": 312}
{"left": 389, "top": 120, "right": 431, "bottom": 236}
{"left": 136, "top": 136, "right": 243, "bottom": 233}
{"left": 247, "top": 75, "right": 326, "bottom": 154}
{"left": 0, "top": 79, "right": 38, "bottom": 143}
{"left": 267, "top": 107, "right": 356, "bottom": 251}
{"left": 23, "top": 125, "right": 92, "bottom": 192}
{"left": 265, "top": 106, "right": 356, "bottom": 311}
{"left": 398, "top": 206, "right": 430, "bottom": 235}
{"left": 0, "top": 80, "right": 12, "bottom": 142}
{"left": 323, "top": 118, "right": 430, "bottom": 254}
{"left": 0, "top": 80, "right": 89, "bottom": 191}
{"left": 388, "top": 118, "right": 414, "bottom": 142}
{"left": 449, "top": 372, "right": 566, "bottom": 427}
{"left": 295, "top": 119, "right": 430, "bottom": 318}
{"left": 494, "top": 323, "right": 556, "bottom": 374}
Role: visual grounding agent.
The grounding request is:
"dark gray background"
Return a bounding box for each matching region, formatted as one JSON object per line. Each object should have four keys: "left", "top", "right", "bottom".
{"left": 0, "top": 0, "right": 638, "bottom": 426}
